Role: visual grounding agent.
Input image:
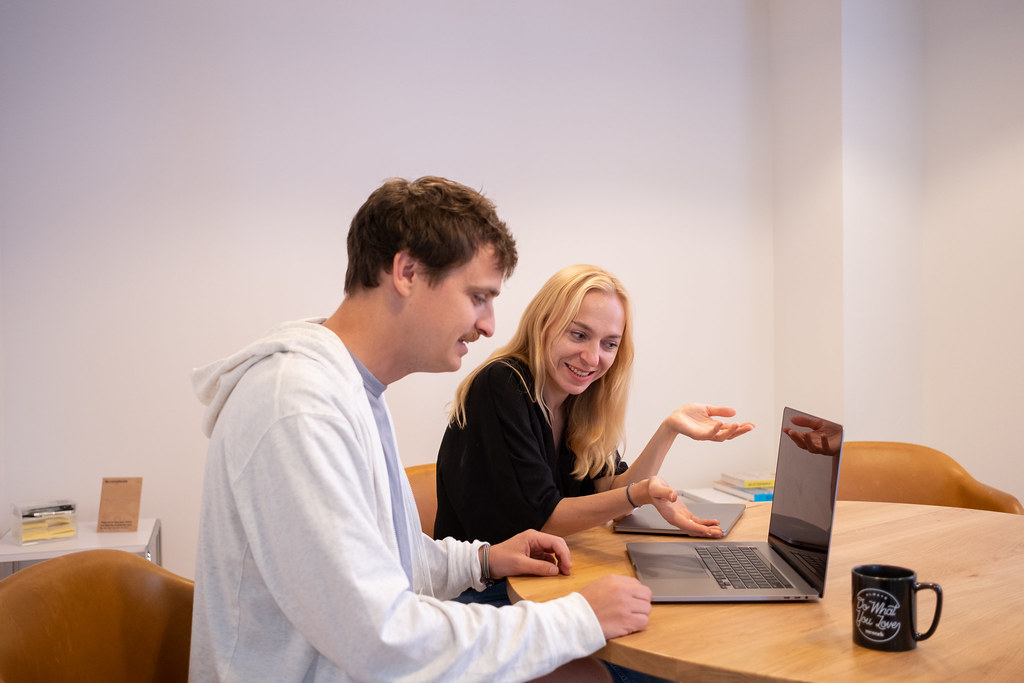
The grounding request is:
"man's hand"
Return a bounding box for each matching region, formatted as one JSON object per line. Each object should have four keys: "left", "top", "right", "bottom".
{"left": 486, "top": 529, "right": 572, "bottom": 579}
{"left": 578, "top": 575, "right": 653, "bottom": 639}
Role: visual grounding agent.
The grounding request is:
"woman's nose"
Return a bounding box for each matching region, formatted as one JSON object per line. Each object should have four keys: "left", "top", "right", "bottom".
{"left": 579, "top": 343, "right": 600, "bottom": 366}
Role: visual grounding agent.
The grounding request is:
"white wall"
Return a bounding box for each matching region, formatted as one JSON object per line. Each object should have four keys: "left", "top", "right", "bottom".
{"left": 768, "top": 0, "right": 845, "bottom": 422}
{"left": 2, "top": 1, "right": 1021, "bottom": 580}
{"left": 841, "top": 1, "right": 925, "bottom": 440}
{"left": 0, "top": 221, "right": 4, "bottom": 538}
{"left": 0, "top": 1, "right": 773, "bottom": 578}
{"left": 837, "top": 0, "right": 1024, "bottom": 497}
{"left": 920, "top": 0, "right": 1024, "bottom": 496}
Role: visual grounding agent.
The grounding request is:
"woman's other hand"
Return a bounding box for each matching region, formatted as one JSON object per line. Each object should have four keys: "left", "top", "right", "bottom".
{"left": 644, "top": 476, "right": 724, "bottom": 538}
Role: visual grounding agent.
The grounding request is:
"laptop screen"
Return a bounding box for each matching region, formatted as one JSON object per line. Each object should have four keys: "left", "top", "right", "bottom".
{"left": 767, "top": 407, "right": 844, "bottom": 594}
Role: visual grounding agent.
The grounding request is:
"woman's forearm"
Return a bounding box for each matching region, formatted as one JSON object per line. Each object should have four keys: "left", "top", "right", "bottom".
{"left": 540, "top": 480, "right": 651, "bottom": 537}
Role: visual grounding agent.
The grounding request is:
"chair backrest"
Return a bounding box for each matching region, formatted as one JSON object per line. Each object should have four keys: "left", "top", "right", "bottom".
{"left": 837, "top": 440, "right": 1024, "bottom": 514}
{"left": 405, "top": 463, "right": 438, "bottom": 537}
{"left": 0, "top": 548, "right": 194, "bottom": 683}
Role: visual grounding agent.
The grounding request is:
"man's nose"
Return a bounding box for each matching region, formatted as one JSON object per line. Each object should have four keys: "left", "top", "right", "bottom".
{"left": 477, "top": 308, "right": 495, "bottom": 338}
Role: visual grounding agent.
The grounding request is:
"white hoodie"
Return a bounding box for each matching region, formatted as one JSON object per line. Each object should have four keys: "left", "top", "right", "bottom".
{"left": 189, "top": 319, "right": 604, "bottom": 682}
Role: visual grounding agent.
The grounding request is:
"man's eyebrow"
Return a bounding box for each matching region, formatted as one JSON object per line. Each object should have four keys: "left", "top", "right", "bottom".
{"left": 472, "top": 286, "right": 501, "bottom": 298}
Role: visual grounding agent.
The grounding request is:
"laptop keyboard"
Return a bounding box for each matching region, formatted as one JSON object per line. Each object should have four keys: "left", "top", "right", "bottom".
{"left": 789, "top": 548, "right": 827, "bottom": 578}
{"left": 695, "top": 545, "right": 793, "bottom": 590}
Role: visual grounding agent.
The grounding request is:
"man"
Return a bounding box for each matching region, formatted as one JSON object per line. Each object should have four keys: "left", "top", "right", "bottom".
{"left": 190, "top": 176, "right": 653, "bottom": 682}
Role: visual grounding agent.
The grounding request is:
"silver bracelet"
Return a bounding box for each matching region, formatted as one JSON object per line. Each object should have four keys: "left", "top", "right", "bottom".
{"left": 480, "top": 543, "right": 495, "bottom": 587}
{"left": 625, "top": 481, "right": 640, "bottom": 508}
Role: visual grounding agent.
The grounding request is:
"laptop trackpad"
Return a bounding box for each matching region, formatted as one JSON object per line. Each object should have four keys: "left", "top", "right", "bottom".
{"left": 628, "top": 544, "right": 707, "bottom": 579}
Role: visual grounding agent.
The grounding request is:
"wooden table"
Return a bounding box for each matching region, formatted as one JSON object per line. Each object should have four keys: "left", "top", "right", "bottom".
{"left": 508, "top": 501, "right": 1024, "bottom": 682}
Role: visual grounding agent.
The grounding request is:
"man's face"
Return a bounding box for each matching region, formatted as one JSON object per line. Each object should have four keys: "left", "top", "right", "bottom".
{"left": 408, "top": 245, "right": 503, "bottom": 374}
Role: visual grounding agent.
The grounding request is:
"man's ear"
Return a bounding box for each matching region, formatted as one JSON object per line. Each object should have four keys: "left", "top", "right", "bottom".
{"left": 391, "top": 250, "right": 418, "bottom": 296}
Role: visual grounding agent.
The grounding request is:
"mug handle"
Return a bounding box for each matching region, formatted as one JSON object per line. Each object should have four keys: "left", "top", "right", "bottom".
{"left": 913, "top": 582, "right": 943, "bottom": 641}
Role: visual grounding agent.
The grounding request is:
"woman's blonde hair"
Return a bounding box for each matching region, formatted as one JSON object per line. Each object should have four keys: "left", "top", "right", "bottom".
{"left": 450, "top": 264, "right": 635, "bottom": 479}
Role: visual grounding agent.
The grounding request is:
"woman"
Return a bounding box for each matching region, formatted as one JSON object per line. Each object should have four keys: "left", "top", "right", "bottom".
{"left": 435, "top": 265, "right": 754, "bottom": 586}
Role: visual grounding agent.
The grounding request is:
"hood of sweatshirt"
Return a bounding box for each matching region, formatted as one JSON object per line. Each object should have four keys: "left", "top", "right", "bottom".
{"left": 191, "top": 318, "right": 340, "bottom": 438}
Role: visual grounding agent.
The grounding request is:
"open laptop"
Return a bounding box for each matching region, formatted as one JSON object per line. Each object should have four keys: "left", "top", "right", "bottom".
{"left": 626, "top": 406, "right": 843, "bottom": 602}
{"left": 613, "top": 501, "right": 746, "bottom": 537}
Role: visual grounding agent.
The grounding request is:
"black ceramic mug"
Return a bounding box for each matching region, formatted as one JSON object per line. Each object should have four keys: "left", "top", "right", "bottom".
{"left": 852, "top": 564, "right": 943, "bottom": 652}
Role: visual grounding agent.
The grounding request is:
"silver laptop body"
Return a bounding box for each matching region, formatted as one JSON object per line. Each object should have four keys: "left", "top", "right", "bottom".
{"left": 613, "top": 501, "right": 746, "bottom": 537}
{"left": 626, "top": 407, "right": 843, "bottom": 602}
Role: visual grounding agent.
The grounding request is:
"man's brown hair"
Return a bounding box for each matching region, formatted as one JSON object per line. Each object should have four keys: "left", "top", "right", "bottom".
{"left": 344, "top": 176, "right": 517, "bottom": 294}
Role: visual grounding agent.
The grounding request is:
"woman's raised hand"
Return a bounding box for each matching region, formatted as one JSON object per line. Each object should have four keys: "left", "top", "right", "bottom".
{"left": 665, "top": 404, "right": 755, "bottom": 442}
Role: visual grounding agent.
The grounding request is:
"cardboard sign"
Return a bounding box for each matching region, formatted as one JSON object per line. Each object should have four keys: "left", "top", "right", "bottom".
{"left": 97, "top": 477, "right": 143, "bottom": 532}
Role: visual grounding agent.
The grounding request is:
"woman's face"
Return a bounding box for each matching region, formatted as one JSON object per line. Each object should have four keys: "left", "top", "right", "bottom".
{"left": 543, "top": 289, "right": 625, "bottom": 407}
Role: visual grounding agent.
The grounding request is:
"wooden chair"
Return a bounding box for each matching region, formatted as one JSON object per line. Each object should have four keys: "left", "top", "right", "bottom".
{"left": 837, "top": 441, "right": 1023, "bottom": 514}
{"left": 0, "top": 548, "right": 194, "bottom": 683}
{"left": 405, "top": 463, "right": 438, "bottom": 537}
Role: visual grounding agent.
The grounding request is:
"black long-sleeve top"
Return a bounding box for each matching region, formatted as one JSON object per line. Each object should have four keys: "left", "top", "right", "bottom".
{"left": 434, "top": 358, "right": 625, "bottom": 544}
